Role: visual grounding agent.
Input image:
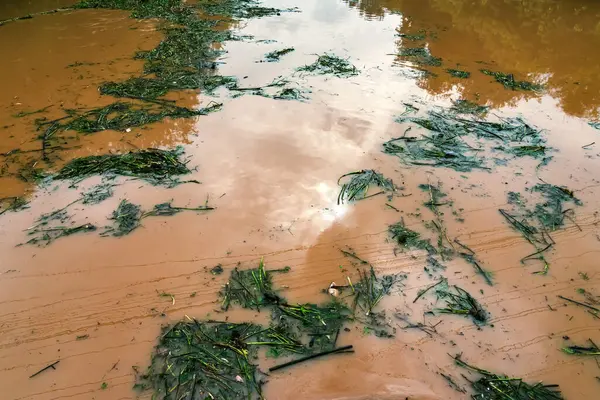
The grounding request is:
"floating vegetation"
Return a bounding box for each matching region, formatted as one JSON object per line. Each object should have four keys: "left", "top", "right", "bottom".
{"left": 499, "top": 209, "right": 553, "bottom": 275}
{"left": 272, "top": 87, "right": 309, "bottom": 101}
{"left": 453, "top": 354, "right": 564, "bottom": 399}
{"left": 562, "top": 339, "right": 600, "bottom": 356}
{"left": 351, "top": 267, "right": 405, "bottom": 336}
{"left": 264, "top": 47, "right": 294, "bottom": 62}
{"left": 81, "top": 181, "right": 115, "bottom": 205}
{"left": 387, "top": 109, "right": 548, "bottom": 171}
{"left": 413, "top": 278, "right": 488, "bottom": 324}
{"left": 297, "top": 54, "right": 359, "bottom": 77}
{"left": 0, "top": 196, "right": 28, "bottom": 216}
{"left": 56, "top": 148, "right": 190, "bottom": 185}
{"left": 337, "top": 170, "right": 396, "bottom": 204}
{"left": 480, "top": 69, "right": 543, "bottom": 91}
{"left": 530, "top": 184, "right": 582, "bottom": 230}
{"left": 454, "top": 239, "right": 494, "bottom": 286}
{"left": 105, "top": 199, "right": 214, "bottom": 237}
{"left": 220, "top": 258, "right": 283, "bottom": 311}
{"left": 144, "top": 202, "right": 214, "bottom": 217}
{"left": 446, "top": 69, "right": 470, "bottom": 79}
{"left": 398, "top": 47, "right": 442, "bottom": 67}
{"left": 397, "top": 30, "right": 426, "bottom": 41}
{"left": 419, "top": 183, "right": 449, "bottom": 211}
{"left": 136, "top": 256, "right": 403, "bottom": 398}
{"left": 383, "top": 132, "right": 486, "bottom": 172}
{"left": 450, "top": 99, "right": 488, "bottom": 116}
{"left": 499, "top": 183, "right": 581, "bottom": 274}
{"left": 389, "top": 219, "right": 435, "bottom": 254}
{"left": 419, "top": 182, "right": 455, "bottom": 259}
{"left": 24, "top": 224, "right": 97, "bottom": 246}
{"left": 135, "top": 320, "right": 266, "bottom": 399}
{"left": 37, "top": 101, "right": 220, "bottom": 144}
{"left": 435, "top": 281, "right": 488, "bottom": 324}
{"left": 107, "top": 200, "right": 142, "bottom": 237}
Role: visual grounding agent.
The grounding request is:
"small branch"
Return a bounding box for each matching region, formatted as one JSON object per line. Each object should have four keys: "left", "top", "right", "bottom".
{"left": 29, "top": 361, "right": 60, "bottom": 378}
{"left": 269, "top": 345, "right": 353, "bottom": 372}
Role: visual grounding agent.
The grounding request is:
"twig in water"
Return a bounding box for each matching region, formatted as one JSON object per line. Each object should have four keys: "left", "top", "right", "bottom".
{"left": 269, "top": 345, "right": 354, "bottom": 372}
{"left": 558, "top": 295, "right": 600, "bottom": 312}
{"left": 29, "top": 361, "right": 60, "bottom": 378}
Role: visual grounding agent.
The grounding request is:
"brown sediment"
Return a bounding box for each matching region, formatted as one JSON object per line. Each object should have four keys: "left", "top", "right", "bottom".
{"left": 1, "top": 0, "right": 600, "bottom": 399}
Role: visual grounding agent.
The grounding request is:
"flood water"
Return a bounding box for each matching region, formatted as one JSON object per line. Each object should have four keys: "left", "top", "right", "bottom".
{"left": 1, "top": 0, "right": 599, "bottom": 399}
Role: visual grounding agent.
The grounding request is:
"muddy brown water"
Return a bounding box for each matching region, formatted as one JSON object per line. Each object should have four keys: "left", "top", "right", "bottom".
{"left": 1, "top": 0, "right": 599, "bottom": 399}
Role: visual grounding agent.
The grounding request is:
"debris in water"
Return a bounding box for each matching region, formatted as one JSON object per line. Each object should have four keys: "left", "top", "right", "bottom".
{"left": 389, "top": 219, "right": 435, "bottom": 254}
{"left": 530, "top": 184, "right": 582, "bottom": 230}
{"left": 453, "top": 354, "right": 564, "bottom": 399}
{"left": 134, "top": 320, "right": 267, "bottom": 399}
{"left": 398, "top": 47, "right": 442, "bottom": 67}
{"left": 81, "top": 181, "right": 115, "bottom": 205}
{"left": 29, "top": 360, "right": 60, "bottom": 379}
{"left": 450, "top": 99, "right": 488, "bottom": 116}
{"left": 397, "top": 30, "right": 426, "bottom": 41}
{"left": 104, "top": 199, "right": 213, "bottom": 237}
{"left": 0, "top": 196, "right": 28, "bottom": 216}
{"left": 107, "top": 200, "right": 142, "bottom": 237}
{"left": 454, "top": 239, "right": 494, "bottom": 286}
{"left": 434, "top": 281, "right": 489, "bottom": 324}
{"left": 269, "top": 345, "right": 354, "bottom": 372}
{"left": 297, "top": 54, "right": 359, "bottom": 77}
{"left": 480, "top": 69, "right": 543, "bottom": 91}
{"left": 56, "top": 148, "right": 191, "bottom": 185}
{"left": 337, "top": 170, "right": 396, "bottom": 204}
{"left": 562, "top": 339, "right": 600, "bottom": 356}
{"left": 446, "top": 69, "right": 470, "bottom": 79}
{"left": 264, "top": 47, "right": 295, "bottom": 62}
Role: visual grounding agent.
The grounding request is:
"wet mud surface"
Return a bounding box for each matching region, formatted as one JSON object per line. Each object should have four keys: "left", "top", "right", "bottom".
{"left": 1, "top": 0, "right": 599, "bottom": 399}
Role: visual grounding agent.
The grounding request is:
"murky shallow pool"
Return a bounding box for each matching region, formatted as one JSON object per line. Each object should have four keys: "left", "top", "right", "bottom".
{"left": 0, "top": 1, "right": 599, "bottom": 399}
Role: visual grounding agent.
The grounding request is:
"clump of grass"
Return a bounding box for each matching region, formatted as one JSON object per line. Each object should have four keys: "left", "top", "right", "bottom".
{"left": 398, "top": 47, "right": 442, "bottom": 67}
{"left": 530, "top": 184, "right": 582, "bottom": 230}
{"left": 453, "top": 354, "right": 564, "bottom": 399}
{"left": 446, "top": 69, "right": 470, "bottom": 79}
{"left": 434, "top": 281, "right": 489, "bottom": 324}
{"left": 389, "top": 110, "right": 548, "bottom": 171}
{"left": 499, "top": 183, "right": 581, "bottom": 274}
{"left": 337, "top": 170, "right": 396, "bottom": 204}
{"left": 397, "top": 30, "right": 426, "bottom": 41}
{"left": 480, "top": 69, "right": 543, "bottom": 91}
{"left": 419, "top": 183, "right": 449, "bottom": 211}
{"left": 104, "top": 199, "right": 213, "bottom": 237}
{"left": 450, "top": 99, "right": 488, "bottom": 115}
{"left": 264, "top": 47, "right": 294, "bottom": 62}
{"left": 389, "top": 219, "right": 435, "bottom": 254}
{"left": 352, "top": 266, "right": 403, "bottom": 316}
{"left": 107, "top": 200, "right": 142, "bottom": 236}
{"left": 81, "top": 181, "right": 115, "bottom": 204}
{"left": 297, "top": 54, "right": 359, "bottom": 77}
{"left": 135, "top": 320, "right": 266, "bottom": 399}
{"left": 383, "top": 132, "right": 486, "bottom": 172}
{"left": 56, "top": 148, "right": 190, "bottom": 184}
{"left": 273, "top": 87, "right": 308, "bottom": 101}
{"left": 220, "top": 258, "right": 284, "bottom": 311}
{"left": 562, "top": 338, "right": 600, "bottom": 356}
